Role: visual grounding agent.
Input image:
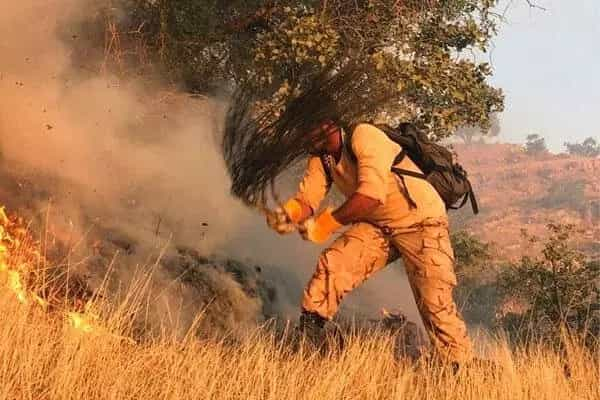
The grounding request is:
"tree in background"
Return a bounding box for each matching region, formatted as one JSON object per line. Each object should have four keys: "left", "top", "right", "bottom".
{"left": 565, "top": 137, "right": 600, "bottom": 158}
{"left": 455, "top": 113, "right": 501, "bottom": 144}
{"left": 498, "top": 224, "right": 600, "bottom": 344}
{"left": 90, "top": 0, "right": 504, "bottom": 140}
{"left": 525, "top": 133, "right": 548, "bottom": 155}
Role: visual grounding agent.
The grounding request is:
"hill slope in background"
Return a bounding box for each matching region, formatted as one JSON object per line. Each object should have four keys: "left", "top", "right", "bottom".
{"left": 452, "top": 143, "right": 600, "bottom": 260}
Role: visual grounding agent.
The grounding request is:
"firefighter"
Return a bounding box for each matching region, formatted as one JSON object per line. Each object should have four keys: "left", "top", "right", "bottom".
{"left": 267, "top": 121, "right": 473, "bottom": 363}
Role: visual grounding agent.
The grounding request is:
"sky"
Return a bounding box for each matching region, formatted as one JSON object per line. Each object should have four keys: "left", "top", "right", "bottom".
{"left": 488, "top": 0, "right": 600, "bottom": 151}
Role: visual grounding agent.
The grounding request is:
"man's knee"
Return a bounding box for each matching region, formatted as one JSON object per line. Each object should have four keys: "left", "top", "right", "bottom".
{"left": 412, "top": 278, "right": 454, "bottom": 314}
{"left": 413, "top": 234, "right": 458, "bottom": 287}
{"left": 302, "top": 249, "right": 345, "bottom": 318}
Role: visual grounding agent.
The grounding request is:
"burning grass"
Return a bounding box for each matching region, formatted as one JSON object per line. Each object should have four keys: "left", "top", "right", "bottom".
{"left": 0, "top": 207, "right": 598, "bottom": 399}
{"left": 0, "top": 206, "right": 131, "bottom": 342}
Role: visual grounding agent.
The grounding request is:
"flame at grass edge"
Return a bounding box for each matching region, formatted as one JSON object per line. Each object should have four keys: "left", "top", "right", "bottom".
{"left": 0, "top": 205, "right": 131, "bottom": 342}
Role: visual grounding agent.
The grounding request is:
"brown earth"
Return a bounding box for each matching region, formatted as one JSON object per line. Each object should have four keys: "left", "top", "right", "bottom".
{"left": 451, "top": 143, "right": 600, "bottom": 260}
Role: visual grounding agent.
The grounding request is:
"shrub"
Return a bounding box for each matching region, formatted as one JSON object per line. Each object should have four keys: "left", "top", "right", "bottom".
{"left": 525, "top": 134, "right": 547, "bottom": 155}
{"left": 451, "top": 231, "right": 500, "bottom": 327}
{"left": 498, "top": 224, "right": 600, "bottom": 344}
{"left": 452, "top": 230, "right": 492, "bottom": 274}
{"left": 564, "top": 137, "right": 600, "bottom": 158}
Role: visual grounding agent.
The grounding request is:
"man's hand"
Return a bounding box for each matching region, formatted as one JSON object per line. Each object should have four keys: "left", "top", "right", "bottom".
{"left": 299, "top": 207, "right": 343, "bottom": 244}
{"left": 266, "top": 198, "right": 312, "bottom": 235}
{"left": 266, "top": 207, "right": 296, "bottom": 234}
{"left": 299, "top": 193, "right": 380, "bottom": 243}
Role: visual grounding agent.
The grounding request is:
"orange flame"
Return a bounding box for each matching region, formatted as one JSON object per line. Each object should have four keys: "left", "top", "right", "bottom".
{"left": 7, "top": 271, "right": 28, "bottom": 304}
{"left": 0, "top": 206, "right": 136, "bottom": 343}
{"left": 67, "top": 312, "right": 96, "bottom": 333}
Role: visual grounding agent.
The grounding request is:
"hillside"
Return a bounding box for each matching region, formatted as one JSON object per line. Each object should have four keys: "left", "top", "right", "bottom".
{"left": 452, "top": 143, "right": 600, "bottom": 260}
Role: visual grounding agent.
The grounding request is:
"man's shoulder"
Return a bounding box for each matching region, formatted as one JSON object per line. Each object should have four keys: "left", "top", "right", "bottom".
{"left": 350, "top": 123, "right": 385, "bottom": 143}
{"left": 349, "top": 123, "right": 400, "bottom": 153}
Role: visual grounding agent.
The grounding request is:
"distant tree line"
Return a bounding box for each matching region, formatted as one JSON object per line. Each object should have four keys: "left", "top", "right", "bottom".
{"left": 565, "top": 137, "right": 600, "bottom": 158}
{"left": 521, "top": 134, "right": 599, "bottom": 157}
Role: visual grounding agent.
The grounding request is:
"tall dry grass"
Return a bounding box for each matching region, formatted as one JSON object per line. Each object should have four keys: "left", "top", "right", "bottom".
{"left": 0, "top": 287, "right": 598, "bottom": 400}
{"left": 0, "top": 209, "right": 597, "bottom": 400}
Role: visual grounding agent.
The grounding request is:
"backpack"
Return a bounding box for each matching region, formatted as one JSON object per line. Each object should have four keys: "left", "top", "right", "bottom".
{"left": 320, "top": 123, "right": 479, "bottom": 214}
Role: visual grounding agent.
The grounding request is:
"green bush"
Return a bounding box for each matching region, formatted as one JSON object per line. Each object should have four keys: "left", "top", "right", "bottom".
{"left": 451, "top": 231, "right": 500, "bottom": 328}
{"left": 452, "top": 230, "right": 492, "bottom": 274}
{"left": 498, "top": 224, "right": 600, "bottom": 344}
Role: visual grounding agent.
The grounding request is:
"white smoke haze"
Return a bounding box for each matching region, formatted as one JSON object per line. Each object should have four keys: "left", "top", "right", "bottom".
{"left": 0, "top": 0, "right": 422, "bottom": 334}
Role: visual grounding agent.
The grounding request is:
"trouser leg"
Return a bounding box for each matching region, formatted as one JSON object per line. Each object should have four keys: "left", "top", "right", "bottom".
{"left": 392, "top": 222, "right": 473, "bottom": 362}
{"left": 302, "top": 222, "right": 392, "bottom": 319}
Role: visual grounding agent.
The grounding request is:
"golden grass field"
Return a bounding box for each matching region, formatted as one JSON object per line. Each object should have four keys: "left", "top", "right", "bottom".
{"left": 0, "top": 209, "right": 598, "bottom": 400}
{"left": 0, "top": 293, "right": 598, "bottom": 400}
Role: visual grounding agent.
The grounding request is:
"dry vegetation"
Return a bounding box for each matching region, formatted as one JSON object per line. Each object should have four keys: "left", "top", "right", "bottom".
{"left": 1, "top": 292, "right": 598, "bottom": 400}
{"left": 453, "top": 143, "right": 600, "bottom": 259}
{"left": 0, "top": 209, "right": 598, "bottom": 400}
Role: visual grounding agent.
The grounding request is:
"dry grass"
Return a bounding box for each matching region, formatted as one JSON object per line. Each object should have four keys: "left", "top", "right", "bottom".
{"left": 0, "top": 210, "right": 598, "bottom": 400}
{"left": 0, "top": 291, "right": 598, "bottom": 400}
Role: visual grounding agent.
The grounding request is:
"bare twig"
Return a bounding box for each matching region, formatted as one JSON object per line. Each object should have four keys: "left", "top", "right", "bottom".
{"left": 525, "top": 0, "right": 547, "bottom": 11}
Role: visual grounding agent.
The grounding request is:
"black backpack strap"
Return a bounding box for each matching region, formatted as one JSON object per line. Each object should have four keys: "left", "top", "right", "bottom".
{"left": 343, "top": 127, "right": 357, "bottom": 162}
{"left": 448, "top": 182, "right": 479, "bottom": 215}
{"left": 390, "top": 167, "right": 420, "bottom": 209}
{"left": 319, "top": 127, "right": 355, "bottom": 186}
{"left": 397, "top": 175, "right": 418, "bottom": 209}
{"left": 468, "top": 187, "right": 479, "bottom": 214}
{"left": 393, "top": 149, "right": 408, "bottom": 165}
{"left": 391, "top": 167, "right": 427, "bottom": 180}
{"left": 449, "top": 192, "right": 470, "bottom": 211}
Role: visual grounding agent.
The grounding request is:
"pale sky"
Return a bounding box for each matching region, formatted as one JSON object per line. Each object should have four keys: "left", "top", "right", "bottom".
{"left": 489, "top": 0, "right": 600, "bottom": 151}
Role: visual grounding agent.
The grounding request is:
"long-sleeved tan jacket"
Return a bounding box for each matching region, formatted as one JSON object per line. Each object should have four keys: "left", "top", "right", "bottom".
{"left": 295, "top": 123, "right": 447, "bottom": 228}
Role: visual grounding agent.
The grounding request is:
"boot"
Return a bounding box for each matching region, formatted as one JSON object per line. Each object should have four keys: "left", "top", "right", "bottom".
{"left": 298, "top": 310, "right": 344, "bottom": 354}
{"left": 298, "top": 310, "right": 327, "bottom": 350}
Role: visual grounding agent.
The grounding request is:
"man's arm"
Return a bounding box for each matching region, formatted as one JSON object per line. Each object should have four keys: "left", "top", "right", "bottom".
{"left": 300, "top": 193, "right": 380, "bottom": 243}
{"left": 267, "top": 156, "right": 330, "bottom": 234}
{"left": 291, "top": 156, "right": 331, "bottom": 222}
{"left": 331, "top": 193, "right": 381, "bottom": 225}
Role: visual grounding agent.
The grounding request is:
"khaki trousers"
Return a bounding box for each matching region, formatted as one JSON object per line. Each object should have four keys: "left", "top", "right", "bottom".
{"left": 301, "top": 219, "right": 473, "bottom": 362}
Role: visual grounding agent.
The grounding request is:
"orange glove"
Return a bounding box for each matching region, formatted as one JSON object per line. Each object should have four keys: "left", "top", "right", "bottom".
{"left": 266, "top": 199, "right": 305, "bottom": 235}
{"left": 282, "top": 198, "right": 304, "bottom": 224}
{"left": 300, "top": 207, "right": 343, "bottom": 244}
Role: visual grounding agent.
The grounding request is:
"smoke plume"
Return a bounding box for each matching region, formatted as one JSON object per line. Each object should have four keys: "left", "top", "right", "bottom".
{"left": 0, "top": 0, "right": 422, "bottom": 335}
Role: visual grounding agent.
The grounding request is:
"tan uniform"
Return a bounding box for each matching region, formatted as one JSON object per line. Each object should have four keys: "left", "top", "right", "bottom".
{"left": 296, "top": 123, "right": 473, "bottom": 362}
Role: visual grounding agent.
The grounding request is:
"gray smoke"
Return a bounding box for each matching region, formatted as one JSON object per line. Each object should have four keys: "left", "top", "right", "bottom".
{"left": 0, "top": 0, "right": 422, "bottom": 336}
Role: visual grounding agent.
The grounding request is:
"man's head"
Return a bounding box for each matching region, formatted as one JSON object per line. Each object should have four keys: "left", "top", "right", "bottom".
{"left": 308, "top": 120, "right": 342, "bottom": 156}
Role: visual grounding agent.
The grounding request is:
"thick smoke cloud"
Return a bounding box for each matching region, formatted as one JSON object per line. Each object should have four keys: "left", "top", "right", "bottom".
{"left": 0, "top": 0, "right": 422, "bottom": 331}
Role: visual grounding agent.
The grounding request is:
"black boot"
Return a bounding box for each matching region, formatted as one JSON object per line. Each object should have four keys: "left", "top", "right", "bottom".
{"left": 298, "top": 310, "right": 344, "bottom": 354}
{"left": 298, "top": 310, "right": 327, "bottom": 349}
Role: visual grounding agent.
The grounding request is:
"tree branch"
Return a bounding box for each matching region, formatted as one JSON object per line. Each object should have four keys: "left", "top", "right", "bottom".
{"left": 525, "top": 0, "right": 547, "bottom": 11}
